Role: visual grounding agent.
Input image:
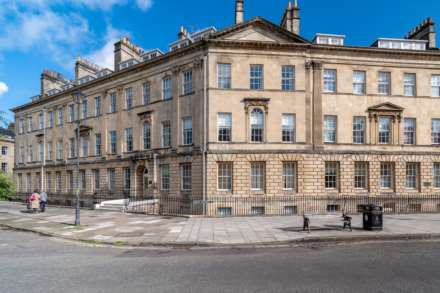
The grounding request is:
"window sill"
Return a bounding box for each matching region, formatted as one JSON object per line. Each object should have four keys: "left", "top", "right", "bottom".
{"left": 180, "top": 92, "right": 195, "bottom": 97}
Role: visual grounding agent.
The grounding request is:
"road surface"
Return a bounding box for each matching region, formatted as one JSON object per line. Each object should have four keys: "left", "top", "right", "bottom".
{"left": 1, "top": 227, "right": 439, "bottom": 293}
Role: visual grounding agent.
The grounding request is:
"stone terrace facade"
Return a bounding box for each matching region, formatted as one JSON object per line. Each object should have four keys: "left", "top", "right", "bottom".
{"left": 11, "top": 0, "right": 440, "bottom": 215}
{"left": 0, "top": 127, "right": 15, "bottom": 174}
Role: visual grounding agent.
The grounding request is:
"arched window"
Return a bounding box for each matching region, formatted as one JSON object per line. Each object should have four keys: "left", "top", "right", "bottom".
{"left": 143, "top": 122, "right": 151, "bottom": 150}
{"left": 250, "top": 108, "right": 264, "bottom": 142}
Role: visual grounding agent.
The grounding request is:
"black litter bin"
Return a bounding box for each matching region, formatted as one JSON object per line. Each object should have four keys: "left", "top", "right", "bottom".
{"left": 363, "top": 204, "right": 383, "bottom": 231}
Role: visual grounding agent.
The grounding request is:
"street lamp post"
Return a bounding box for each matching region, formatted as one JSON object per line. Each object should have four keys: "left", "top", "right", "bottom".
{"left": 72, "top": 90, "right": 85, "bottom": 226}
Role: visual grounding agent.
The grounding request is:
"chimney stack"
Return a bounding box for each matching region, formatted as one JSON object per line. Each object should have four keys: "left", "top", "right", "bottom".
{"left": 406, "top": 17, "right": 436, "bottom": 49}
{"left": 114, "top": 37, "right": 144, "bottom": 71}
{"left": 281, "top": 1, "right": 300, "bottom": 35}
{"left": 40, "top": 70, "right": 68, "bottom": 96}
{"left": 235, "top": 0, "right": 244, "bottom": 24}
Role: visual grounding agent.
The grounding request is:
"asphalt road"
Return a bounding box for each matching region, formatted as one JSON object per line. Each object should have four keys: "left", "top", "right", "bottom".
{"left": 1, "top": 228, "right": 440, "bottom": 293}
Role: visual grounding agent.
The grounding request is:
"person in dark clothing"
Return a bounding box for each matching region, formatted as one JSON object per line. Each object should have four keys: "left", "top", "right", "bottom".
{"left": 40, "top": 191, "right": 48, "bottom": 212}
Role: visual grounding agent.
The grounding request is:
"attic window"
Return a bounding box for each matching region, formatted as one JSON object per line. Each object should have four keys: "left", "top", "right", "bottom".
{"left": 119, "top": 59, "right": 139, "bottom": 70}
{"left": 373, "top": 38, "right": 427, "bottom": 51}
{"left": 314, "top": 34, "right": 345, "bottom": 46}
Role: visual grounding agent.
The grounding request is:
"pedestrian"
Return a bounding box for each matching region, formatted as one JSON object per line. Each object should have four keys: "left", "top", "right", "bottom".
{"left": 30, "top": 190, "right": 40, "bottom": 214}
{"left": 40, "top": 191, "right": 48, "bottom": 213}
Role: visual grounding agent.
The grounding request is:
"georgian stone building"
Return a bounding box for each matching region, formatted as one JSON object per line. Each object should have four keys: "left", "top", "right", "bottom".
{"left": 0, "top": 126, "right": 15, "bottom": 174}
{"left": 11, "top": 0, "right": 440, "bottom": 214}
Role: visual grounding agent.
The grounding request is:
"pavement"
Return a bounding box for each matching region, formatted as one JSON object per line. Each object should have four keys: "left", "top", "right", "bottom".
{"left": 1, "top": 201, "right": 440, "bottom": 248}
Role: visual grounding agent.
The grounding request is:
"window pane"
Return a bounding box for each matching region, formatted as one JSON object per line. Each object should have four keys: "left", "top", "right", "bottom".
{"left": 250, "top": 64, "right": 263, "bottom": 90}
{"left": 325, "top": 162, "right": 338, "bottom": 189}
{"left": 323, "top": 69, "right": 337, "bottom": 93}
{"left": 353, "top": 117, "right": 365, "bottom": 144}
{"left": 353, "top": 71, "right": 366, "bottom": 95}
{"left": 432, "top": 75, "right": 440, "bottom": 97}
{"left": 434, "top": 163, "right": 440, "bottom": 188}
{"left": 404, "top": 73, "right": 416, "bottom": 96}
{"left": 282, "top": 114, "right": 296, "bottom": 143}
{"left": 432, "top": 119, "right": 440, "bottom": 144}
{"left": 218, "top": 162, "right": 232, "bottom": 191}
{"left": 324, "top": 116, "right": 337, "bottom": 143}
{"left": 378, "top": 117, "right": 391, "bottom": 144}
{"left": 162, "top": 77, "right": 172, "bottom": 100}
{"left": 160, "top": 165, "right": 170, "bottom": 191}
{"left": 250, "top": 109, "right": 264, "bottom": 142}
{"left": 125, "top": 88, "right": 133, "bottom": 109}
{"left": 380, "top": 163, "right": 393, "bottom": 189}
{"left": 281, "top": 65, "right": 295, "bottom": 91}
{"left": 182, "top": 117, "right": 193, "bottom": 145}
{"left": 162, "top": 121, "right": 171, "bottom": 147}
{"left": 125, "top": 128, "right": 133, "bottom": 152}
{"left": 406, "top": 163, "right": 418, "bottom": 189}
{"left": 218, "top": 113, "right": 232, "bottom": 142}
{"left": 251, "top": 162, "right": 265, "bottom": 191}
{"left": 283, "top": 162, "right": 296, "bottom": 190}
{"left": 143, "top": 123, "right": 151, "bottom": 149}
{"left": 143, "top": 82, "right": 150, "bottom": 105}
{"left": 354, "top": 162, "right": 368, "bottom": 189}
{"left": 181, "top": 163, "right": 192, "bottom": 191}
{"left": 378, "top": 72, "right": 391, "bottom": 95}
{"left": 218, "top": 63, "right": 231, "bottom": 89}
{"left": 183, "top": 71, "right": 193, "bottom": 95}
{"left": 404, "top": 118, "right": 416, "bottom": 145}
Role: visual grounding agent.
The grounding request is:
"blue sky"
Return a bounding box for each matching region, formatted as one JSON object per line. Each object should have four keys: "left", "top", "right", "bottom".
{"left": 0, "top": 0, "right": 438, "bottom": 122}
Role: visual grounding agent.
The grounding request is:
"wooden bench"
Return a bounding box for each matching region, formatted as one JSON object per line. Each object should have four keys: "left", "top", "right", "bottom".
{"left": 303, "top": 213, "right": 352, "bottom": 233}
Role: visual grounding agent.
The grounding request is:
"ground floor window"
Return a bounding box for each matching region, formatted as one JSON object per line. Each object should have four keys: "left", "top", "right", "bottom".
{"left": 282, "top": 162, "right": 296, "bottom": 191}
{"left": 26, "top": 173, "right": 31, "bottom": 192}
{"left": 46, "top": 172, "right": 52, "bottom": 192}
{"left": 380, "top": 162, "right": 394, "bottom": 189}
{"left": 79, "top": 170, "right": 86, "bottom": 191}
{"left": 93, "top": 169, "right": 100, "bottom": 191}
{"left": 160, "top": 164, "right": 170, "bottom": 191}
{"left": 124, "top": 168, "right": 131, "bottom": 192}
{"left": 354, "top": 162, "right": 368, "bottom": 189}
{"left": 108, "top": 169, "right": 116, "bottom": 192}
{"left": 180, "top": 163, "right": 192, "bottom": 191}
{"left": 251, "top": 162, "right": 265, "bottom": 191}
{"left": 56, "top": 172, "right": 61, "bottom": 192}
{"left": 434, "top": 163, "right": 440, "bottom": 188}
{"left": 406, "top": 163, "right": 419, "bottom": 189}
{"left": 325, "top": 162, "right": 339, "bottom": 189}
{"left": 218, "top": 162, "right": 232, "bottom": 191}
{"left": 68, "top": 171, "right": 73, "bottom": 191}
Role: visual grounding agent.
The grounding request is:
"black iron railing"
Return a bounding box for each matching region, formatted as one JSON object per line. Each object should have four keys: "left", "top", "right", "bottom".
{"left": 13, "top": 193, "right": 440, "bottom": 217}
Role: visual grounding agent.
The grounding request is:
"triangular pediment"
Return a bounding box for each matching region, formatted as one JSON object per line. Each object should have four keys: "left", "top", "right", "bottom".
{"left": 368, "top": 102, "right": 404, "bottom": 112}
{"left": 212, "top": 17, "right": 310, "bottom": 44}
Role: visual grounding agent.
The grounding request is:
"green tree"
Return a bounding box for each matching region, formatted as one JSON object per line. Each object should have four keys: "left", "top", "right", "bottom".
{"left": 0, "top": 172, "right": 15, "bottom": 201}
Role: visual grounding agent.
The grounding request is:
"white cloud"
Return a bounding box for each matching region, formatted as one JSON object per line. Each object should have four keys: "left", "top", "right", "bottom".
{"left": 136, "top": 0, "right": 153, "bottom": 11}
{"left": 85, "top": 26, "right": 128, "bottom": 70}
{"left": 0, "top": 0, "right": 154, "bottom": 70}
{"left": 0, "top": 9, "right": 90, "bottom": 70}
{"left": 0, "top": 82, "right": 8, "bottom": 96}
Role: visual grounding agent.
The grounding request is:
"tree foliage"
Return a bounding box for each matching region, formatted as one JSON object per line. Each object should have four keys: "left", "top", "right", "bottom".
{"left": 0, "top": 172, "right": 15, "bottom": 201}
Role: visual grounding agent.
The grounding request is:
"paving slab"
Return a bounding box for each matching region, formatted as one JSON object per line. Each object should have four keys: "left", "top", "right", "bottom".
{"left": 2, "top": 201, "right": 440, "bottom": 247}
